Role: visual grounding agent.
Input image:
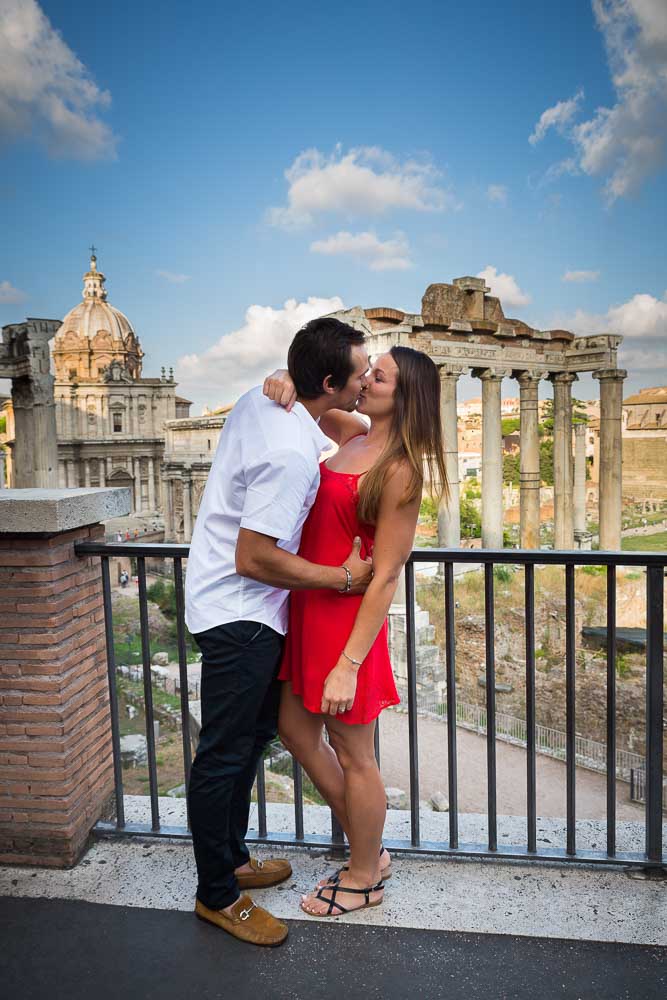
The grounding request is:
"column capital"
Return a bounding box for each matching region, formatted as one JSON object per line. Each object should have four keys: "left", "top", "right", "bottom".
{"left": 550, "top": 371, "right": 578, "bottom": 385}
{"left": 517, "top": 369, "right": 547, "bottom": 386}
{"left": 438, "top": 365, "right": 466, "bottom": 380}
{"left": 573, "top": 421, "right": 587, "bottom": 437}
{"left": 593, "top": 368, "right": 627, "bottom": 383}
{"left": 475, "top": 367, "right": 512, "bottom": 381}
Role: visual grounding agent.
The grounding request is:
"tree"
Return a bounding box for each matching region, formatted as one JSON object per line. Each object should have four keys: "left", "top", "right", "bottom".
{"left": 460, "top": 494, "right": 481, "bottom": 538}
{"left": 539, "top": 438, "right": 554, "bottom": 485}
{"left": 503, "top": 452, "right": 520, "bottom": 485}
{"left": 501, "top": 416, "right": 520, "bottom": 436}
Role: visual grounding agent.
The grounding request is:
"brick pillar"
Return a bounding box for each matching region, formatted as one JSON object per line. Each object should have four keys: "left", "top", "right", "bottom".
{"left": 0, "top": 487, "right": 130, "bottom": 867}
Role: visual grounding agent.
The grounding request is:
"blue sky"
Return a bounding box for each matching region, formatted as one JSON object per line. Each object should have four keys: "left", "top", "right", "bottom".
{"left": 1, "top": 0, "right": 666, "bottom": 412}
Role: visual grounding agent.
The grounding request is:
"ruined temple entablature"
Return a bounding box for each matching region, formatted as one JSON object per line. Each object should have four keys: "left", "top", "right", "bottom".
{"left": 328, "top": 276, "right": 625, "bottom": 553}
{"left": 332, "top": 278, "right": 622, "bottom": 377}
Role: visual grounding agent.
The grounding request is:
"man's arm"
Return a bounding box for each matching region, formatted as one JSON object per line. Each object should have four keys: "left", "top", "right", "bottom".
{"left": 235, "top": 529, "right": 371, "bottom": 594}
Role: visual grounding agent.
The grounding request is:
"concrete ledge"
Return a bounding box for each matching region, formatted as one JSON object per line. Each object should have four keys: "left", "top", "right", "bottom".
{"left": 0, "top": 488, "right": 131, "bottom": 533}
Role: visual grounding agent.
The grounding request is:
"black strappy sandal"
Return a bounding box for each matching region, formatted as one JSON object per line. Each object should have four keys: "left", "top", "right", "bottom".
{"left": 318, "top": 846, "right": 392, "bottom": 887}
{"left": 301, "top": 879, "right": 385, "bottom": 918}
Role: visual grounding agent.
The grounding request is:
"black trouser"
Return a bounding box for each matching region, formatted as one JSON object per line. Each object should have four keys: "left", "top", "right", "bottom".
{"left": 187, "top": 620, "right": 283, "bottom": 910}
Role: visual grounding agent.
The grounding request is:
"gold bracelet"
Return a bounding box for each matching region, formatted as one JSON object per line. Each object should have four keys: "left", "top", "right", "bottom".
{"left": 341, "top": 650, "right": 362, "bottom": 667}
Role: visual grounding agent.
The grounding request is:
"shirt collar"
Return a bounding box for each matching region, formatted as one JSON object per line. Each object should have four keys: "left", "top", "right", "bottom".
{"left": 292, "top": 400, "right": 331, "bottom": 452}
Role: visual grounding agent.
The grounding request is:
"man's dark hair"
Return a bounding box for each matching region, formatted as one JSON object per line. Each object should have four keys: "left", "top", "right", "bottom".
{"left": 287, "top": 317, "right": 366, "bottom": 399}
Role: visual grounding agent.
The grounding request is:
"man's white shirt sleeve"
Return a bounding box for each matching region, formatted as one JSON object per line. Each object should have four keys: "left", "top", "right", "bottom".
{"left": 240, "top": 448, "right": 316, "bottom": 542}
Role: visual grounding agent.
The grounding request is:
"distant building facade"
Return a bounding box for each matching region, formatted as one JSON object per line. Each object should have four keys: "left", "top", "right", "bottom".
{"left": 620, "top": 387, "right": 667, "bottom": 501}
{"left": 161, "top": 405, "right": 232, "bottom": 541}
{"left": 2, "top": 255, "right": 191, "bottom": 513}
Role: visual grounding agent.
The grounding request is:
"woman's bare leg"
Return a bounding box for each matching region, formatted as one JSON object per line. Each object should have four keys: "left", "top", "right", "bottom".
{"left": 301, "top": 716, "right": 386, "bottom": 915}
{"left": 278, "top": 683, "right": 349, "bottom": 831}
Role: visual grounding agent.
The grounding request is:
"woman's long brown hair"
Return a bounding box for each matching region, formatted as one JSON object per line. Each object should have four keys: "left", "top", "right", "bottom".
{"left": 357, "top": 345, "right": 449, "bottom": 524}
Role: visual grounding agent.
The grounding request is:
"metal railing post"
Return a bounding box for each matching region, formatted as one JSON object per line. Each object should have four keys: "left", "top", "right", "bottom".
{"left": 645, "top": 565, "right": 664, "bottom": 863}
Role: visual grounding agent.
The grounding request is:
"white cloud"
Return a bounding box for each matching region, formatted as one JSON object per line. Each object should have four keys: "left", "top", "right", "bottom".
{"left": 176, "top": 295, "right": 345, "bottom": 410}
{"left": 310, "top": 230, "right": 412, "bottom": 271}
{"left": 529, "top": 90, "right": 584, "bottom": 145}
{"left": 562, "top": 269, "right": 601, "bottom": 283}
{"left": 559, "top": 288, "right": 667, "bottom": 375}
{"left": 155, "top": 270, "right": 190, "bottom": 284}
{"left": 486, "top": 184, "right": 508, "bottom": 205}
{"left": 0, "top": 0, "right": 117, "bottom": 160}
{"left": 563, "top": 291, "right": 667, "bottom": 338}
{"left": 476, "top": 265, "right": 531, "bottom": 309}
{"left": 0, "top": 279, "right": 27, "bottom": 304}
{"left": 530, "top": 1, "right": 667, "bottom": 201}
{"left": 268, "top": 145, "right": 456, "bottom": 229}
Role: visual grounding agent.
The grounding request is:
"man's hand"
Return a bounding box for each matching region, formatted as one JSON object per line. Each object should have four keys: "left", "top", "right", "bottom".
{"left": 321, "top": 661, "right": 358, "bottom": 716}
{"left": 342, "top": 537, "right": 373, "bottom": 594}
{"left": 263, "top": 369, "right": 297, "bottom": 412}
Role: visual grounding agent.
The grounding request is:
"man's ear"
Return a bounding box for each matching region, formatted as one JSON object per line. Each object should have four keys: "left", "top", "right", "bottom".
{"left": 322, "top": 374, "right": 337, "bottom": 395}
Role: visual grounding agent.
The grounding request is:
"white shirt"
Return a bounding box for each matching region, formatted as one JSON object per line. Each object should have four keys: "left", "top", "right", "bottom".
{"left": 184, "top": 386, "right": 330, "bottom": 636}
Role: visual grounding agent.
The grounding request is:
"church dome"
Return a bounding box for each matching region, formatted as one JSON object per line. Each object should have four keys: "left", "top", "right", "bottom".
{"left": 53, "top": 253, "right": 144, "bottom": 382}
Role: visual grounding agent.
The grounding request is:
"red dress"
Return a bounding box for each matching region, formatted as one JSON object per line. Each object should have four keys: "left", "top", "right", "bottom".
{"left": 278, "top": 460, "right": 400, "bottom": 725}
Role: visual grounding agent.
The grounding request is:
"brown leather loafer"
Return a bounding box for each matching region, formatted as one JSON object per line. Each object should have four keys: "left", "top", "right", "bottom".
{"left": 235, "top": 856, "right": 292, "bottom": 890}
{"left": 195, "top": 895, "right": 288, "bottom": 947}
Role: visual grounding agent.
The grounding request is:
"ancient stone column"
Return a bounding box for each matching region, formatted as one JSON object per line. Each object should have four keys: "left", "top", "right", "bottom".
{"left": 478, "top": 369, "right": 508, "bottom": 549}
{"left": 573, "top": 422, "right": 587, "bottom": 539}
{"left": 518, "top": 371, "right": 542, "bottom": 549}
{"left": 147, "top": 457, "right": 156, "bottom": 511}
{"left": 437, "top": 366, "right": 464, "bottom": 548}
{"left": 58, "top": 461, "right": 66, "bottom": 489}
{"left": 162, "top": 475, "right": 173, "bottom": 540}
{"left": 84, "top": 459, "right": 91, "bottom": 488}
{"left": 66, "top": 460, "right": 77, "bottom": 488}
{"left": 551, "top": 372, "right": 577, "bottom": 550}
{"left": 182, "top": 474, "right": 193, "bottom": 542}
{"left": 98, "top": 459, "right": 106, "bottom": 488}
{"left": 593, "top": 368, "right": 626, "bottom": 550}
{"left": 133, "top": 457, "right": 142, "bottom": 513}
{"left": 10, "top": 378, "right": 59, "bottom": 490}
{"left": 106, "top": 456, "right": 113, "bottom": 481}
{"left": 69, "top": 387, "right": 78, "bottom": 439}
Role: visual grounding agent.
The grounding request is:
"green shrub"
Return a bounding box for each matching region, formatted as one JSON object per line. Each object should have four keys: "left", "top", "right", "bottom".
{"left": 493, "top": 565, "right": 513, "bottom": 583}
{"left": 581, "top": 564, "right": 606, "bottom": 576}
{"left": 419, "top": 496, "right": 438, "bottom": 521}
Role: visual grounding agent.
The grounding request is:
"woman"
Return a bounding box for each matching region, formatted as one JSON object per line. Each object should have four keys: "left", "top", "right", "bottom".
{"left": 263, "top": 346, "right": 447, "bottom": 917}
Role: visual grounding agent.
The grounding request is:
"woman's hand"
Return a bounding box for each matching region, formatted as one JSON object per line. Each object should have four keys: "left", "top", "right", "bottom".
{"left": 263, "top": 369, "right": 297, "bottom": 412}
{"left": 321, "top": 660, "right": 358, "bottom": 716}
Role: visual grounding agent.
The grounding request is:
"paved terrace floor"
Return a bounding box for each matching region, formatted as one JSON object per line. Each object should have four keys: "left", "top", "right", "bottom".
{"left": 3, "top": 895, "right": 665, "bottom": 1000}
{"left": 2, "top": 802, "right": 666, "bottom": 999}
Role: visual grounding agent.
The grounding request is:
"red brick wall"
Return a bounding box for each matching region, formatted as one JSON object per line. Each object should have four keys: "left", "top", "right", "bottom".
{"left": 0, "top": 523, "right": 114, "bottom": 867}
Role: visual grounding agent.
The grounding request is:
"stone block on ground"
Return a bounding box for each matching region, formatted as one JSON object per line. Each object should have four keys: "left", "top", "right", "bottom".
{"left": 430, "top": 791, "right": 449, "bottom": 812}
{"left": 385, "top": 787, "right": 410, "bottom": 810}
{"left": 151, "top": 652, "right": 169, "bottom": 666}
{"left": 120, "top": 734, "right": 148, "bottom": 768}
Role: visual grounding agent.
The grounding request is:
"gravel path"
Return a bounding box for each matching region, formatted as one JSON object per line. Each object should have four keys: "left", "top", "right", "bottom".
{"left": 378, "top": 708, "right": 644, "bottom": 822}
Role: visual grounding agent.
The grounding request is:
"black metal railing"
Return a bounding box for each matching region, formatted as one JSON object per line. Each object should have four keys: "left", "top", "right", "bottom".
{"left": 76, "top": 541, "right": 666, "bottom": 869}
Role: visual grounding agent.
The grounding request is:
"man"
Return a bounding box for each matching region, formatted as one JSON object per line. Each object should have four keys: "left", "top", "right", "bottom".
{"left": 185, "top": 317, "right": 372, "bottom": 947}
